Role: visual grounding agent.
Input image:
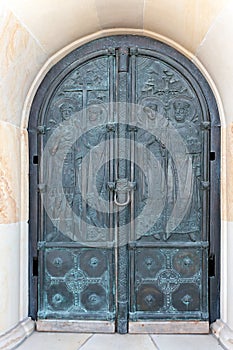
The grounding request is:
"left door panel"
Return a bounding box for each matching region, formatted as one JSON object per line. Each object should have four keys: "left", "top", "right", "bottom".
{"left": 36, "top": 51, "right": 117, "bottom": 328}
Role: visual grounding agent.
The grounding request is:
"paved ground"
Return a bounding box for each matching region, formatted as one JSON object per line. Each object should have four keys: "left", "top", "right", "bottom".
{"left": 17, "top": 332, "right": 223, "bottom": 350}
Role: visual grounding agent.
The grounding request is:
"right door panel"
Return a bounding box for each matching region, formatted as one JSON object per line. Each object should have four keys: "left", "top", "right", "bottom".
{"left": 128, "top": 51, "right": 209, "bottom": 325}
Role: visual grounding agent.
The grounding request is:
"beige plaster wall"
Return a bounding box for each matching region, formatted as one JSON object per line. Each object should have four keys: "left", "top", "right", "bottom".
{"left": 0, "top": 0, "right": 233, "bottom": 338}
{"left": 0, "top": 122, "right": 28, "bottom": 224}
{"left": 0, "top": 224, "right": 20, "bottom": 333}
{"left": 196, "top": 0, "right": 233, "bottom": 226}
{"left": 5, "top": 0, "right": 229, "bottom": 56}
{"left": 144, "top": 0, "right": 230, "bottom": 53}
{"left": 0, "top": 2, "right": 48, "bottom": 128}
{"left": 0, "top": 1, "right": 48, "bottom": 334}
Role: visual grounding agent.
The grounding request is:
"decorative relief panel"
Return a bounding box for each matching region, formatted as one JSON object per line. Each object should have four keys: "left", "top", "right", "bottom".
{"left": 36, "top": 40, "right": 210, "bottom": 328}
{"left": 41, "top": 56, "right": 111, "bottom": 244}
{"left": 132, "top": 248, "right": 204, "bottom": 318}
{"left": 39, "top": 248, "right": 114, "bottom": 320}
{"left": 135, "top": 56, "right": 204, "bottom": 242}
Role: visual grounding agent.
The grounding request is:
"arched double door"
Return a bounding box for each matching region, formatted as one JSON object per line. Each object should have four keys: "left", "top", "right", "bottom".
{"left": 29, "top": 35, "right": 220, "bottom": 333}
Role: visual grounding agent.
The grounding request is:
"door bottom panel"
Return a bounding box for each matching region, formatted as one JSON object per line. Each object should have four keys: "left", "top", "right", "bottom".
{"left": 36, "top": 319, "right": 209, "bottom": 333}
{"left": 128, "top": 321, "right": 209, "bottom": 334}
{"left": 36, "top": 320, "right": 115, "bottom": 333}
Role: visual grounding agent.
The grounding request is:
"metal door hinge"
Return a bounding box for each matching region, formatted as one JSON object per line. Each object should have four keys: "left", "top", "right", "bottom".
{"left": 37, "top": 125, "right": 50, "bottom": 134}
{"left": 37, "top": 241, "right": 46, "bottom": 250}
{"left": 200, "top": 181, "right": 210, "bottom": 190}
{"left": 38, "top": 183, "right": 47, "bottom": 193}
{"left": 201, "top": 121, "right": 211, "bottom": 130}
{"left": 127, "top": 125, "right": 138, "bottom": 132}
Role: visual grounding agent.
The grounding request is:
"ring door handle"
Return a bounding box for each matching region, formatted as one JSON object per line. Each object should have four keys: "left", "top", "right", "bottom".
{"left": 109, "top": 179, "right": 136, "bottom": 207}
{"left": 114, "top": 191, "right": 131, "bottom": 206}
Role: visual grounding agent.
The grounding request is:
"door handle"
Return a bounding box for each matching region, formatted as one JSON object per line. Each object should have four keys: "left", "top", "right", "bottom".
{"left": 114, "top": 191, "right": 131, "bottom": 207}
{"left": 108, "top": 179, "right": 136, "bottom": 207}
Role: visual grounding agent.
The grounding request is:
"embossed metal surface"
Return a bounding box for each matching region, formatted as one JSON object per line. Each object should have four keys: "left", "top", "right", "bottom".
{"left": 29, "top": 35, "right": 220, "bottom": 333}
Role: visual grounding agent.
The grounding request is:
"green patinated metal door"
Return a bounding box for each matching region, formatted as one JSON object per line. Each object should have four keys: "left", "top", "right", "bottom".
{"left": 29, "top": 36, "right": 220, "bottom": 333}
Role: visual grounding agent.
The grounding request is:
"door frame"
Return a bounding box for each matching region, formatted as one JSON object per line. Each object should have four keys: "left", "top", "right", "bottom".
{"left": 28, "top": 34, "right": 220, "bottom": 328}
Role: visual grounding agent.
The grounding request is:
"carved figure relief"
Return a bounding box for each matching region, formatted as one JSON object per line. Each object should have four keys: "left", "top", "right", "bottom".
{"left": 35, "top": 40, "right": 210, "bottom": 329}
{"left": 135, "top": 57, "right": 203, "bottom": 242}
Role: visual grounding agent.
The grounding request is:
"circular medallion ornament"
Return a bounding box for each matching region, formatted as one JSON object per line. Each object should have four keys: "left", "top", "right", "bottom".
{"left": 80, "top": 284, "right": 107, "bottom": 311}
{"left": 80, "top": 250, "right": 107, "bottom": 277}
{"left": 156, "top": 269, "right": 180, "bottom": 293}
{"left": 47, "top": 283, "right": 73, "bottom": 311}
{"left": 46, "top": 249, "right": 73, "bottom": 277}
{"left": 65, "top": 268, "right": 88, "bottom": 292}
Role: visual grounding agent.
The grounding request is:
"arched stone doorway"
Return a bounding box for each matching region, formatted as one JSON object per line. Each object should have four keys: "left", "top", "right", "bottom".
{"left": 28, "top": 35, "right": 220, "bottom": 334}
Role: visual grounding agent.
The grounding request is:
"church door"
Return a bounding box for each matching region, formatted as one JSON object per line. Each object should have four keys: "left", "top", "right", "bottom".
{"left": 29, "top": 35, "right": 220, "bottom": 333}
